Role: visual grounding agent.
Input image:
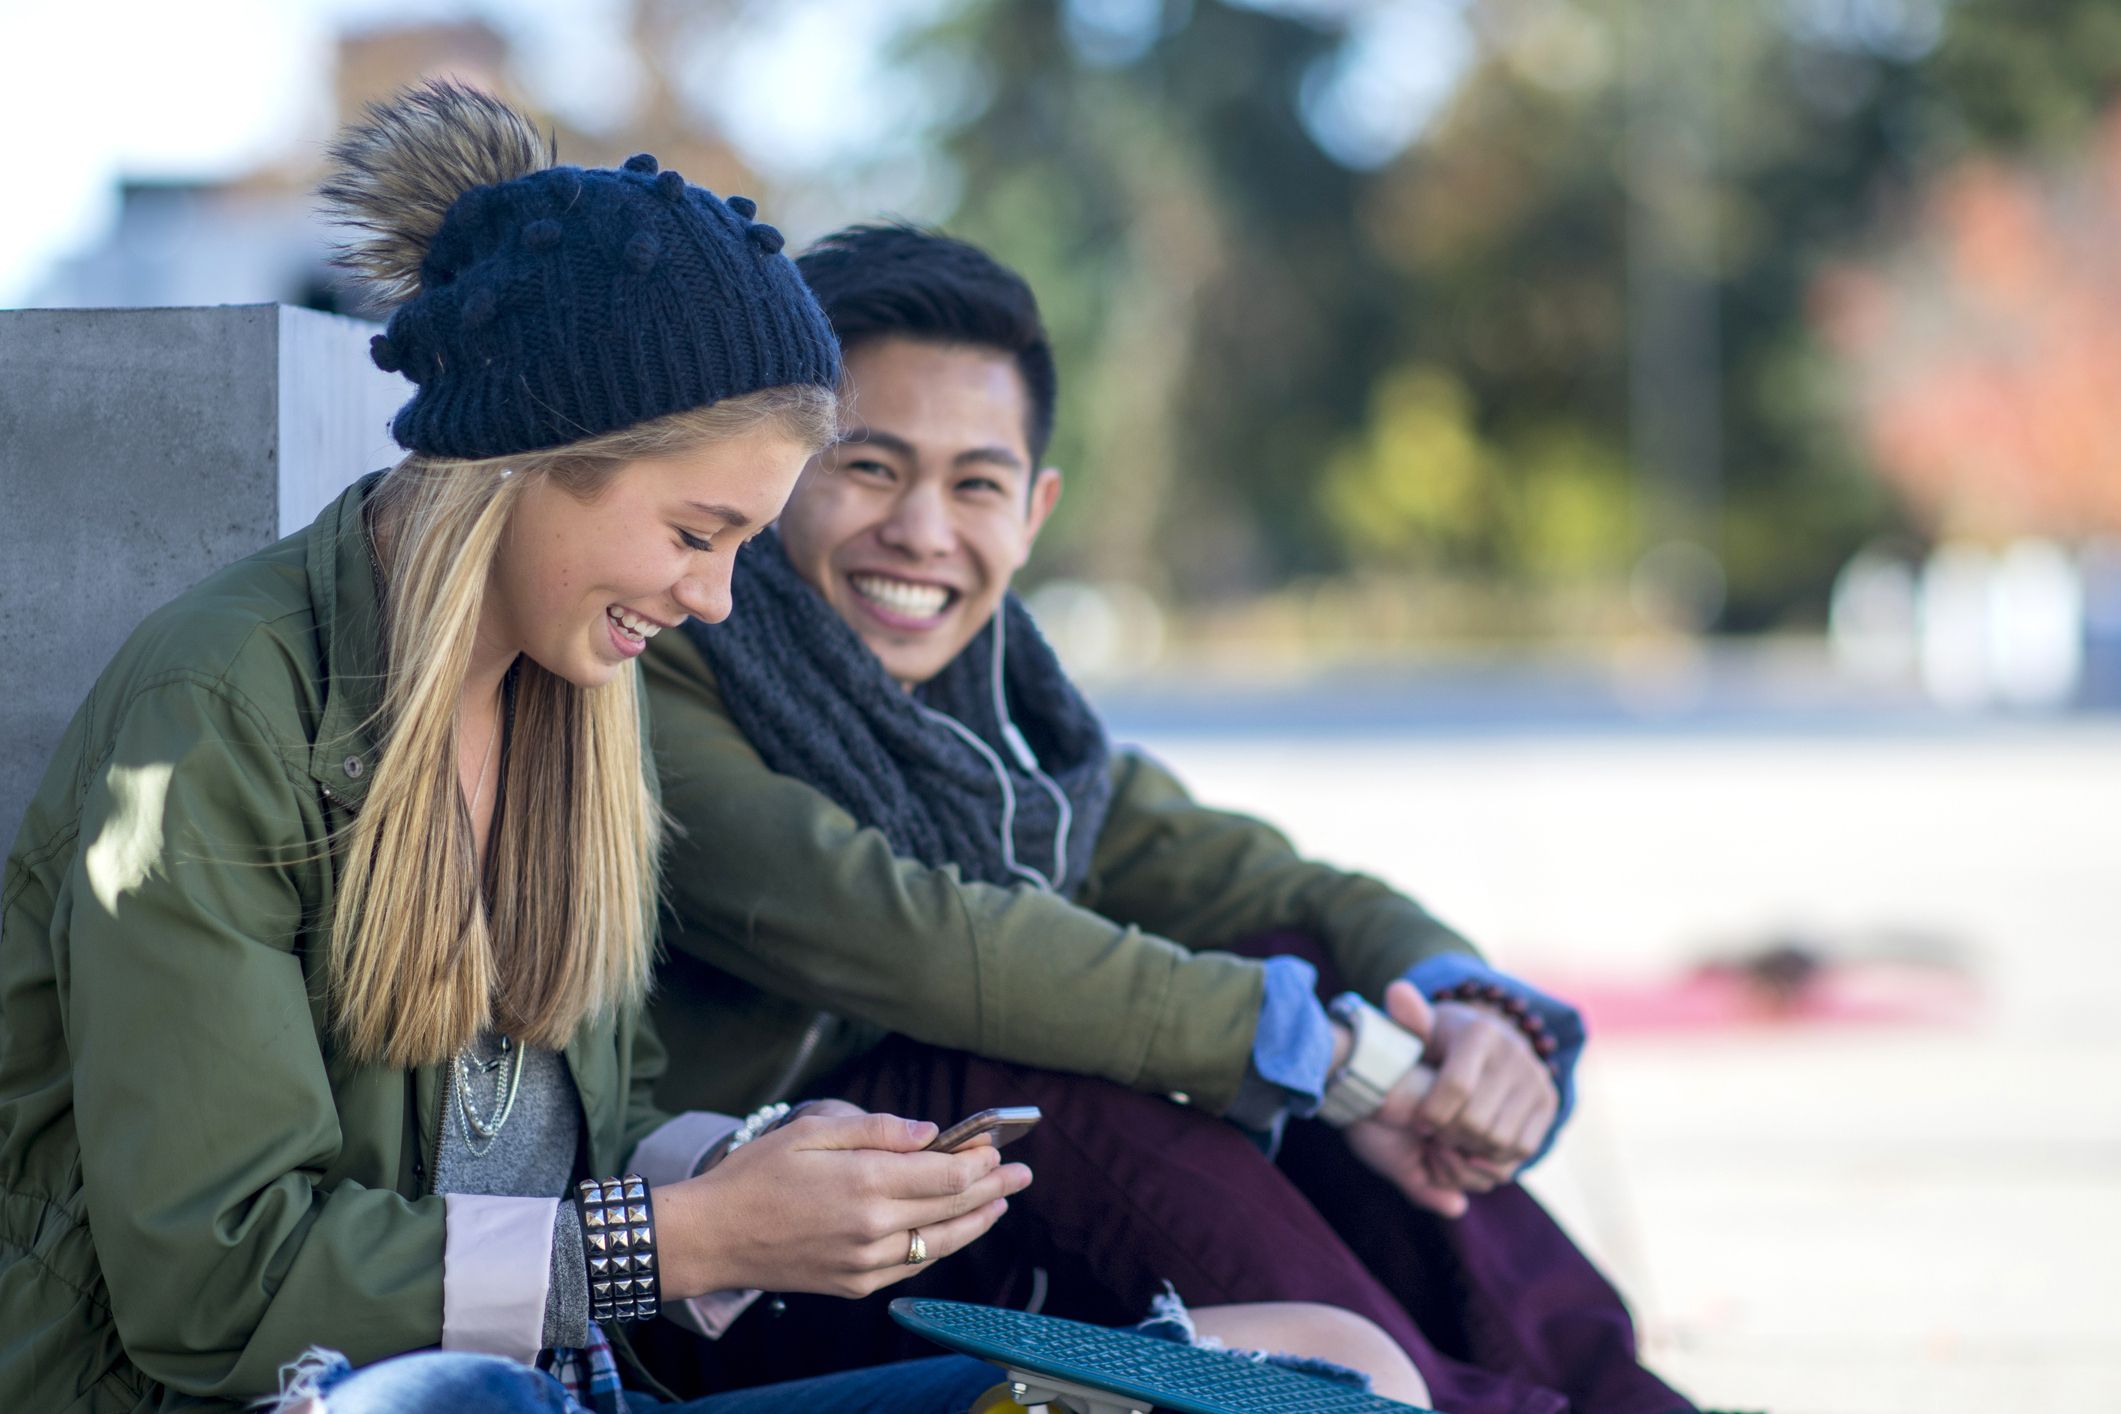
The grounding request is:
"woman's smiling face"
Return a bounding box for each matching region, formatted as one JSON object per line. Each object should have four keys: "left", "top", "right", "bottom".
{"left": 774, "top": 337, "right": 1062, "bottom": 688}
{"left": 484, "top": 426, "right": 813, "bottom": 689}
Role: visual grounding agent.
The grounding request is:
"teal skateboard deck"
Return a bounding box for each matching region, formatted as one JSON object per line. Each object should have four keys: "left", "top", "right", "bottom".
{"left": 888, "top": 1298, "right": 1432, "bottom": 1414}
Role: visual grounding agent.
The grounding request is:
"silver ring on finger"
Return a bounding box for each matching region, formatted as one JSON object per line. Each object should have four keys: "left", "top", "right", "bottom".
{"left": 905, "top": 1229, "right": 928, "bottom": 1265}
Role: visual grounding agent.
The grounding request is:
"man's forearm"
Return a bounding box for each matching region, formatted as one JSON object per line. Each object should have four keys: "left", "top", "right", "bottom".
{"left": 1086, "top": 752, "right": 1481, "bottom": 999}
{"left": 645, "top": 634, "right": 1273, "bottom": 1110}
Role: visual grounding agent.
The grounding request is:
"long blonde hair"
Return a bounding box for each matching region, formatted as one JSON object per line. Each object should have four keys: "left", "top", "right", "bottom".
{"left": 330, "top": 386, "right": 836, "bottom": 1066}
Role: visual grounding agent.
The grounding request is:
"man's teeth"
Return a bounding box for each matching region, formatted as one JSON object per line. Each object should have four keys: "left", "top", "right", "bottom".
{"left": 606, "top": 605, "right": 662, "bottom": 640}
{"left": 851, "top": 574, "right": 951, "bottom": 618}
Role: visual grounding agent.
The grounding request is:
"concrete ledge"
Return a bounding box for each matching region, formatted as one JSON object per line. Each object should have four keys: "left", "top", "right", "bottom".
{"left": 0, "top": 303, "right": 408, "bottom": 854}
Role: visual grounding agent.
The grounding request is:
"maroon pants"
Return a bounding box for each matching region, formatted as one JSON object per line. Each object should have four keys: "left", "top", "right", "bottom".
{"left": 633, "top": 937, "right": 1689, "bottom": 1414}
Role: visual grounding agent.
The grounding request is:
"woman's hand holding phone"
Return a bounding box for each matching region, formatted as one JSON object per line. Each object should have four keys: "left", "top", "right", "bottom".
{"left": 650, "top": 1105, "right": 1032, "bottom": 1301}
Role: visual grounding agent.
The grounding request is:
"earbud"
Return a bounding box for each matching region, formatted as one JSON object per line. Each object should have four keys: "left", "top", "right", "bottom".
{"left": 1002, "top": 722, "right": 1039, "bottom": 773}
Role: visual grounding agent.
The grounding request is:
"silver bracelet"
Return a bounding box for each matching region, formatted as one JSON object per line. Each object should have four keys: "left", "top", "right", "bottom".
{"left": 724, "top": 1101, "right": 792, "bottom": 1157}
{"left": 576, "top": 1174, "right": 658, "bottom": 1323}
{"left": 696, "top": 1100, "right": 825, "bottom": 1177}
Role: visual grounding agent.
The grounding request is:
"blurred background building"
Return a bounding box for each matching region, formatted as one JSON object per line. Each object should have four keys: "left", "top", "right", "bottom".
{"left": 6, "top": 3, "right": 2120, "bottom": 1408}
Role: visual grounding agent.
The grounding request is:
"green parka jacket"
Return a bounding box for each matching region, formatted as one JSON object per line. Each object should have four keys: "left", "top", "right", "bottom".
{"left": 0, "top": 482, "right": 669, "bottom": 1412}
{"left": 641, "top": 629, "right": 1479, "bottom": 1120}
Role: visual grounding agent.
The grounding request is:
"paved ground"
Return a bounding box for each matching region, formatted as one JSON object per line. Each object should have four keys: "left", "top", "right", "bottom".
{"left": 1130, "top": 723, "right": 2121, "bottom": 1414}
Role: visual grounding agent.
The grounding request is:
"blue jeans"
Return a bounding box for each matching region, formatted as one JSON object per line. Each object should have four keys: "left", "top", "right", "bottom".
{"left": 295, "top": 1348, "right": 1002, "bottom": 1414}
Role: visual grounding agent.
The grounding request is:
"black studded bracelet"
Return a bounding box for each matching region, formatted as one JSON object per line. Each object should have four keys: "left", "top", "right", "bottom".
{"left": 1431, "top": 981, "right": 1563, "bottom": 1066}
{"left": 575, "top": 1174, "right": 659, "bottom": 1323}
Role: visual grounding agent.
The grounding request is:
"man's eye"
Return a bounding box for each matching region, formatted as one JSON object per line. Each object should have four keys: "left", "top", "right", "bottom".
{"left": 843, "top": 458, "right": 895, "bottom": 478}
{"left": 679, "top": 529, "right": 716, "bottom": 552}
{"left": 959, "top": 476, "right": 1004, "bottom": 495}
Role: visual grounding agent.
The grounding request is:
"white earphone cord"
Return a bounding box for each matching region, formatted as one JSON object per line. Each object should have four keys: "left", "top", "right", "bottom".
{"left": 916, "top": 606, "right": 1072, "bottom": 892}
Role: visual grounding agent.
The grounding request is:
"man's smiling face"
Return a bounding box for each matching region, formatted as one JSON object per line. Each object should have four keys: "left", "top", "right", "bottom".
{"left": 775, "top": 336, "right": 1061, "bottom": 688}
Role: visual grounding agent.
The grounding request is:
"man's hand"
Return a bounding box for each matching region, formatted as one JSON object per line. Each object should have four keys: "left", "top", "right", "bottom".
{"left": 1411, "top": 993, "right": 1559, "bottom": 1164}
{"left": 1343, "top": 1119, "right": 1514, "bottom": 1218}
{"left": 1341, "top": 980, "right": 1557, "bottom": 1218}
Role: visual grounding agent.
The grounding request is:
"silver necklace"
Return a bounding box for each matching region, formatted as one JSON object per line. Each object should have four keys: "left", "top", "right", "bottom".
{"left": 452, "top": 1034, "right": 525, "bottom": 1158}
{"left": 452, "top": 683, "right": 516, "bottom": 1157}
{"left": 386, "top": 494, "right": 523, "bottom": 1163}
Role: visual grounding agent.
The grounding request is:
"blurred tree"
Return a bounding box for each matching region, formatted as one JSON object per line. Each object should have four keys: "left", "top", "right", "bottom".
{"left": 1924, "top": 0, "right": 2121, "bottom": 152}
{"left": 1791, "top": 0, "right": 2121, "bottom": 545}
{"left": 1817, "top": 127, "right": 2121, "bottom": 540}
{"left": 1323, "top": 366, "right": 1496, "bottom": 569}
{"left": 927, "top": 0, "right": 1370, "bottom": 599}
{"left": 897, "top": 0, "right": 2121, "bottom": 627}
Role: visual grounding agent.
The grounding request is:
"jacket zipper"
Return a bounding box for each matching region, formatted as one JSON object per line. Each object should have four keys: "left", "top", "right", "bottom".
{"left": 425, "top": 1062, "right": 449, "bottom": 1197}
{"left": 762, "top": 1010, "right": 832, "bottom": 1105}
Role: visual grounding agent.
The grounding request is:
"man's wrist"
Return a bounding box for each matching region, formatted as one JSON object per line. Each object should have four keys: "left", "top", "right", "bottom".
{"left": 1431, "top": 984, "right": 1561, "bottom": 1065}
{"left": 1441, "top": 996, "right": 1525, "bottom": 1039}
{"left": 1240, "top": 955, "right": 1341, "bottom": 1119}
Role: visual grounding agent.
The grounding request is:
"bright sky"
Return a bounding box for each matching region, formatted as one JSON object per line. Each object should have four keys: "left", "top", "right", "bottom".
{"left": 0, "top": 0, "right": 329, "bottom": 302}
{"left": 0, "top": 0, "right": 957, "bottom": 304}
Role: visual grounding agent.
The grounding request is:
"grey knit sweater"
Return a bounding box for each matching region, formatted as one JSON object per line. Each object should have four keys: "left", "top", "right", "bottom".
{"left": 433, "top": 1030, "right": 592, "bottom": 1349}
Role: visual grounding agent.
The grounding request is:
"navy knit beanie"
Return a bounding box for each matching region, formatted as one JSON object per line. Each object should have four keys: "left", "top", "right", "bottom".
{"left": 321, "top": 82, "right": 839, "bottom": 459}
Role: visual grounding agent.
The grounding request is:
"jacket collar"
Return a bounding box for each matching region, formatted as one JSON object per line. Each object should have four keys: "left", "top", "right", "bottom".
{"left": 305, "top": 474, "right": 390, "bottom": 810}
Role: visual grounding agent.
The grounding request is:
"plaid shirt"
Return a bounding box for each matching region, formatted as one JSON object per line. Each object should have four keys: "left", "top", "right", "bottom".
{"left": 539, "top": 1324, "right": 628, "bottom": 1414}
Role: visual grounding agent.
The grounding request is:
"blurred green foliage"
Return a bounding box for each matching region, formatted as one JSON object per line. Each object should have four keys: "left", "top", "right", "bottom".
{"left": 916, "top": 0, "right": 2121, "bottom": 631}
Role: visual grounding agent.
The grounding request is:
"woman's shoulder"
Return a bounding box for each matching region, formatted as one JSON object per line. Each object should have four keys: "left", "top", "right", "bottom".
{"left": 109, "top": 535, "right": 322, "bottom": 704}
{"left": 8, "top": 532, "right": 336, "bottom": 883}
{"left": 78, "top": 531, "right": 334, "bottom": 766}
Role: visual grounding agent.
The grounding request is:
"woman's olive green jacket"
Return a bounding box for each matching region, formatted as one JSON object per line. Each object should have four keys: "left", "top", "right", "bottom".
{"left": 0, "top": 482, "right": 668, "bottom": 1412}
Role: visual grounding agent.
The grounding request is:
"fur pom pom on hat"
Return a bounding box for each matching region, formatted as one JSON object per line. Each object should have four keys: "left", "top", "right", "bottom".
{"left": 320, "top": 80, "right": 838, "bottom": 459}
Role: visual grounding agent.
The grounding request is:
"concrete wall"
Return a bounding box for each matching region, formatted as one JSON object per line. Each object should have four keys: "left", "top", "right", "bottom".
{"left": 0, "top": 304, "right": 409, "bottom": 855}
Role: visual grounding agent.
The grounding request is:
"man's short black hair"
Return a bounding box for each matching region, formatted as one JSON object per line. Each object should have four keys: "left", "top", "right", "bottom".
{"left": 796, "top": 223, "right": 1058, "bottom": 467}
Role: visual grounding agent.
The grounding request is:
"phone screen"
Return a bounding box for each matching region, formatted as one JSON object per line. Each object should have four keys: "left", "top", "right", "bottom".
{"left": 926, "top": 1106, "right": 1042, "bottom": 1153}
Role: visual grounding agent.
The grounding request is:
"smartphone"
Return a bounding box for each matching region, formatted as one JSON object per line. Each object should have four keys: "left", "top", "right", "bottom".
{"left": 926, "top": 1106, "right": 1042, "bottom": 1153}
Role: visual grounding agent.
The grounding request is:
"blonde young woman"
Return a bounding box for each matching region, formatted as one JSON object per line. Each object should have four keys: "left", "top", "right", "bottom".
{"left": 0, "top": 84, "right": 1425, "bottom": 1414}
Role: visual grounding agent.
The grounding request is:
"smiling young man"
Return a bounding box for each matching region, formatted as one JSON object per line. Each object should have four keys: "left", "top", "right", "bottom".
{"left": 785, "top": 341, "right": 1055, "bottom": 680}
{"left": 636, "top": 226, "right": 1691, "bottom": 1414}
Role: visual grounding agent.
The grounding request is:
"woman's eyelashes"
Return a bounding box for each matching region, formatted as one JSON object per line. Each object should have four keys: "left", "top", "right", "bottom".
{"left": 678, "top": 527, "right": 717, "bottom": 552}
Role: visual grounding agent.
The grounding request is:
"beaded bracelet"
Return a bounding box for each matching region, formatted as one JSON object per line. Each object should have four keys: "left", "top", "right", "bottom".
{"left": 724, "top": 1102, "right": 792, "bottom": 1157}
{"left": 697, "top": 1098, "right": 829, "bottom": 1177}
{"left": 1431, "top": 981, "right": 1562, "bottom": 1064}
{"left": 575, "top": 1174, "right": 659, "bottom": 1323}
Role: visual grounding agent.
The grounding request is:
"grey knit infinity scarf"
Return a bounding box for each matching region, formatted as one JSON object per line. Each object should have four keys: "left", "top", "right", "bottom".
{"left": 684, "top": 532, "right": 1112, "bottom": 897}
